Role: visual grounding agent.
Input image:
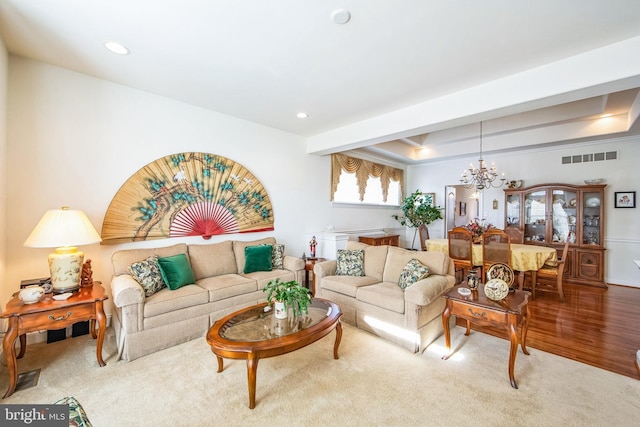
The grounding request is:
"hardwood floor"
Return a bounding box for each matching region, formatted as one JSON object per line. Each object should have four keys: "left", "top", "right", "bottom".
{"left": 459, "top": 283, "right": 640, "bottom": 380}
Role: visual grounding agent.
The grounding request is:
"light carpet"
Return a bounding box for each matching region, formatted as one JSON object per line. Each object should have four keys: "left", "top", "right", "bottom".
{"left": 1, "top": 323, "right": 638, "bottom": 427}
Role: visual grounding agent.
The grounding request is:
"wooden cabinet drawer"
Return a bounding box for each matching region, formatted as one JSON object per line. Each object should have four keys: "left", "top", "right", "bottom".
{"left": 449, "top": 302, "right": 507, "bottom": 325}
{"left": 19, "top": 304, "right": 95, "bottom": 331}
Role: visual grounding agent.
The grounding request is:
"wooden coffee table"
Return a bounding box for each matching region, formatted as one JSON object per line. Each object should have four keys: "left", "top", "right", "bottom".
{"left": 206, "top": 298, "right": 342, "bottom": 409}
{"left": 441, "top": 284, "right": 530, "bottom": 389}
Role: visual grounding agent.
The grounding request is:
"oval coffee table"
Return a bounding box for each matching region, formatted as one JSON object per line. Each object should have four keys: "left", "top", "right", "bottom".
{"left": 206, "top": 298, "right": 342, "bottom": 409}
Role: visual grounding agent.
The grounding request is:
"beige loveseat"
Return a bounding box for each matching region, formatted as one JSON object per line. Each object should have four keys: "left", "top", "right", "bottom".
{"left": 314, "top": 241, "right": 455, "bottom": 353}
{"left": 110, "top": 237, "right": 305, "bottom": 361}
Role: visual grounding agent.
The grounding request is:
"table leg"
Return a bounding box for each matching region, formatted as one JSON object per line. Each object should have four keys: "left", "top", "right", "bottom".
{"left": 95, "top": 301, "right": 107, "bottom": 367}
{"left": 333, "top": 320, "right": 343, "bottom": 359}
{"left": 507, "top": 314, "right": 519, "bottom": 389}
{"left": 17, "top": 334, "right": 26, "bottom": 359}
{"left": 521, "top": 305, "right": 530, "bottom": 355}
{"left": 247, "top": 353, "right": 260, "bottom": 409}
{"left": 90, "top": 319, "right": 97, "bottom": 339}
{"left": 464, "top": 319, "right": 471, "bottom": 336}
{"left": 441, "top": 303, "right": 452, "bottom": 360}
{"left": 216, "top": 355, "right": 224, "bottom": 373}
{"left": 2, "top": 319, "right": 19, "bottom": 399}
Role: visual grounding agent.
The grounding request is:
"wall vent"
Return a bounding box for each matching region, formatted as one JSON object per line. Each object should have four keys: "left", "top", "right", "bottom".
{"left": 562, "top": 151, "right": 617, "bottom": 165}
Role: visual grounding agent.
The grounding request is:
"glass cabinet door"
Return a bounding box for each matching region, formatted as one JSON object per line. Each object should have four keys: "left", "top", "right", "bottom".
{"left": 506, "top": 194, "right": 520, "bottom": 227}
{"left": 551, "top": 189, "right": 577, "bottom": 243}
{"left": 583, "top": 191, "right": 602, "bottom": 245}
{"left": 524, "top": 190, "right": 547, "bottom": 243}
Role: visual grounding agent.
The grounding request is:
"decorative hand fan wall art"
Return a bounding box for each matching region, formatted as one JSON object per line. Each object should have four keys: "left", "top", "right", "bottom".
{"left": 101, "top": 152, "right": 274, "bottom": 244}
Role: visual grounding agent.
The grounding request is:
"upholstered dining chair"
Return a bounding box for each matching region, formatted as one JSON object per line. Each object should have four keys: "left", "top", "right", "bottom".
{"left": 481, "top": 229, "right": 511, "bottom": 277}
{"left": 418, "top": 224, "right": 430, "bottom": 251}
{"left": 448, "top": 227, "right": 474, "bottom": 283}
{"left": 531, "top": 231, "right": 571, "bottom": 302}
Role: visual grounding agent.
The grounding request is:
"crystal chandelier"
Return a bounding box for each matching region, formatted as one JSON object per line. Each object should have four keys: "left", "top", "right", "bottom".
{"left": 460, "top": 122, "right": 506, "bottom": 190}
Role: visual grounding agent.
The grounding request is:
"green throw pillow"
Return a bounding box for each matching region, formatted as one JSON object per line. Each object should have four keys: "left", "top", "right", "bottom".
{"left": 244, "top": 245, "right": 273, "bottom": 274}
{"left": 157, "top": 253, "right": 196, "bottom": 290}
{"left": 128, "top": 255, "right": 167, "bottom": 297}
{"left": 335, "top": 249, "right": 365, "bottom": 276}
{"left": 398, "top": 258, "right": 430, "bottom": 289}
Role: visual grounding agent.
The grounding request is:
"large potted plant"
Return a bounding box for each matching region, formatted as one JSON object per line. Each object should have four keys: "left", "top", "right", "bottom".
{"left": 392, "top": 190, "right": 443, "bottom": 249}
{"left": 263, "top": 279, "right": 312, "bottom": 319}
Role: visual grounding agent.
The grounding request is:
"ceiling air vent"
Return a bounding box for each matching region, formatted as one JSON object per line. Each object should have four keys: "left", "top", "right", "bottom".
{"left": 562, "top": 151, "right": 617, "bottom": 165}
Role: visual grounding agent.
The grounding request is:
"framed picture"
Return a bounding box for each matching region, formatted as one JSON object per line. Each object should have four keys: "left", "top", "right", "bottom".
{"left": 459, "top": 201, "right": 466, "bottom": 216}
{"left": 614, "top": 191, "right": 636, "bottom": 208}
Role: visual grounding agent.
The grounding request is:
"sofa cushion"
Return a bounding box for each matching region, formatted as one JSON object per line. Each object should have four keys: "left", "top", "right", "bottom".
{"left": 356, "top": 282, "right": 405, "bottom": 314}
{"left": 383, "top": 247, "right": 449, "bottom": 283}
{"left": 244, "top": 245, "right": 273, "bottom": 273}
{"left": 261, "top": 243, "right": 285, "bottom": 269}
{"left": 188, "top": 241, "right": 237, "bottom": 280}
{"left": 128, "top": 255, "right": 167, "bottom": 297}
{"left": 112, "top": 243, "right": 188, "bottom": 276}
{"left": 336, "top": 249, "right": 365, "bottom": 276}
{"left": 158, "top": 254, "right": 196, "bottom": 290}
{"left": 398, "top": 259, "right": 430, "bottom": 289}
{"left": 143, "top": 284, "right": 209, "bottom": 318}
{"left": 346, "top": 241, "right": 389, "bottom": 282}
{"left": 233, "top": 237, "right": 277, "bottom": 273}
{"left": 321, "top": 275, "right": 379, "bottom": 298}
{"left": 196, "top": 273, "right": 258, "bottom": 302}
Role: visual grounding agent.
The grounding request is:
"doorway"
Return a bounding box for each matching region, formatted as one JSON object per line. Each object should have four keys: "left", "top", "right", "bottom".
{"left": 444, "top": 185, "right": 482, "bottom": 232}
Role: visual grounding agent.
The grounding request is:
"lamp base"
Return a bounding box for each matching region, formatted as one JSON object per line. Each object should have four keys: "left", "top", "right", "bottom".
{"left": 48, "top": 247, "right": 84, "bottom": 294}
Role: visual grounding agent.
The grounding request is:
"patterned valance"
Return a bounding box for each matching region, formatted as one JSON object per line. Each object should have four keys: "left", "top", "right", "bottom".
{"left": 331, "top": 153, "right": 404, "bottom": 202}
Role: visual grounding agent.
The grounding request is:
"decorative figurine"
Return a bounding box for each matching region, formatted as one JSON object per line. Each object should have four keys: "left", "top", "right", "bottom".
{"left": 81, "top": 259, "right": 94, "bottom": 287}
{"left": 309, "top": 236, "right": 317, "bottom": 259}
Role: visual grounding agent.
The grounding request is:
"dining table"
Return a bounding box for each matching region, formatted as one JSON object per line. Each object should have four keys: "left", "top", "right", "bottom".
{"left": 425, "top": 238, "right": 558, "bottom": 289}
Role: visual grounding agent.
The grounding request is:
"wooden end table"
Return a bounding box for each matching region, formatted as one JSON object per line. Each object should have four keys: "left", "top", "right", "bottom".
{"left": 304, "top": 257, "right": 325, "bottom": 296}
{"left": 441, "top": 283, "right": 530, "bottom": 389}
{"left": 1, "top": 283, "right": 108, "bottom": 399}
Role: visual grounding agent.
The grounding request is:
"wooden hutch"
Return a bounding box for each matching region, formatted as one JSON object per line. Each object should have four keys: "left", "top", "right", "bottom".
{"left": 504, "top": 183, "right": 606, "bottom": 288}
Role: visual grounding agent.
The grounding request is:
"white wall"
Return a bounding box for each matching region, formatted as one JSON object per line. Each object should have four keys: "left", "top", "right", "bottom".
{"left": 407, "top": 137, "right": 640, "bottom": 287}
{"left": 3, "top": 57, "right": 400, "bottom": 314}
{"left": 0, "top": 38, "right": 8, "bottom": 312}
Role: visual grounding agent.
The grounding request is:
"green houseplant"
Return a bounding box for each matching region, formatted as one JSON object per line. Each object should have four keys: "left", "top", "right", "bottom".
{"left": 392, "top": 189, "right": 443, "bottom": 248}
{"left": 263, "top": 279, "right": 312, "bottom": 319}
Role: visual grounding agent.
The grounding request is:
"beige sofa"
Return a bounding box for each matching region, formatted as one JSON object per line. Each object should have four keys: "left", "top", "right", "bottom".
{"left": 110, "top": 237, "right": 305, "bottom": 361}
{"left": 314, "top": 241, "right": 455, "bottom": 353}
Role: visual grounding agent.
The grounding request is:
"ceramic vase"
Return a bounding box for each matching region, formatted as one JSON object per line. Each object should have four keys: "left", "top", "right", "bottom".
{"left": 274, "top": 301, "right": 287, "bottom": 319}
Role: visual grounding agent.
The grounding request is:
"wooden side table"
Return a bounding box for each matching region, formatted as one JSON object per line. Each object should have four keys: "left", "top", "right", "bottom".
{"left": 358, "top": 235, "right": 399, "bottom": 246}
{"left": 0, "top": 283, "right": 108, "bottom": 399}
{"left": 441, "top": 283, "right": 530, "bottom": 389}
{"left": 304, "top": 258, "right": 326, "bottom": 297}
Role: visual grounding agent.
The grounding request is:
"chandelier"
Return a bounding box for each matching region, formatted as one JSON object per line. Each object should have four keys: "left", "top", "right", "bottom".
{"left": 460, "top": 122, "right": 506, "bottom": 190}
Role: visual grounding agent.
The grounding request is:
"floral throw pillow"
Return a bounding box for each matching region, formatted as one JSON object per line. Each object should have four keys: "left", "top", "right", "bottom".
{"left": 128, "top": 255, "right": 167, "bottom": 297}
{"left": 261, "top": 243, "right": 285, "bottom": 269}
{"left": 336, "top": 249, "right": 365, "bottom": 276}
{"left": 398, "top": 259, "right": 430, "bottom": 289}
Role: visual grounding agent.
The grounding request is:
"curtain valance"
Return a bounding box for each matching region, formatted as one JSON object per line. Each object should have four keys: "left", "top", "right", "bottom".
{"left": 331, "top": 153, "right": 404, "bottom": 202}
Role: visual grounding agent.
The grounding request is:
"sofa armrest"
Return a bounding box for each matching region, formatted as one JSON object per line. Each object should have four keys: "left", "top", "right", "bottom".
{"left": 404, "top": 274, "right": 455, "bottom": 306}
{"left": 313, "top": 260, "right": 337, "bottom": 290}
{"left": 283, "top": 255, "right": 305, "bottom": 272}
{"left": 111, "top": 275, "right": 145, "bottom": 307}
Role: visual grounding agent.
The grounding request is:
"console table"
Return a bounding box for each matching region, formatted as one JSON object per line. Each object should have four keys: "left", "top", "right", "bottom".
{"left": 358, "top": 234, "right": 399, "bottom": 246}
{"left": 1, "top": 283, "right": 108, "bottom": 398}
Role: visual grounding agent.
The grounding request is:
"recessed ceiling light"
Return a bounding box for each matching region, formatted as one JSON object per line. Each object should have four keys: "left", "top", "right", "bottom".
{"left": 332, "top": 9, "right": 351, "bottom": 25}
{"left": 104, "top": 41, "right": 130, "bottom": 55}
{"left": 296, "top": 112, "right": 309, "bottom": 119}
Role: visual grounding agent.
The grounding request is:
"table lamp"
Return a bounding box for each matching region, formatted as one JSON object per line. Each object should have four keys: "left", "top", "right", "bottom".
{"left": 24, "top": 207, "right": 102, "bottom": 294}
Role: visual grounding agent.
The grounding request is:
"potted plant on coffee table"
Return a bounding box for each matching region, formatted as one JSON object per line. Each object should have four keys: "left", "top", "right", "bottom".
{"left": 263, "top": 279, "right": 312, "bottom": 319}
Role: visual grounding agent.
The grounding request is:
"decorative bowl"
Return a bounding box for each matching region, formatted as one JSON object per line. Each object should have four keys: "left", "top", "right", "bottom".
{"left": 584, "top": 179, "right": 604, "bottom": 185}
{"left": 19, "top": 285, "right": 45, "bottom": 304}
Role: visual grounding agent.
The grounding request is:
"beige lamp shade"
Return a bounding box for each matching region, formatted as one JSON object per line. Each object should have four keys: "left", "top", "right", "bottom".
{"left": 24, "top": 207, "right": 102, "bottom": 294}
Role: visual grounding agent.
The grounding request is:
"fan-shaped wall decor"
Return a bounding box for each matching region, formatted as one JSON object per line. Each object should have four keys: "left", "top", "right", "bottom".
{"left": 101, "top": 152, "right": 274, "bottom": 244}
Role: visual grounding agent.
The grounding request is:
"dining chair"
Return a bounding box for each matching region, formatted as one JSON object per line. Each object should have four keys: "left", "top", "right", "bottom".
{"left": 448, "top": 227, "right": 474, "bottom": 283}
{"left": 481, "top": 229, "right": 511, "bottom": 279}
{"left": 505, "top": 227, "right": 524, "bottom": 244}
{"left": 418, "top": 224, "right": 430, "bottom": 251}
{"left": 531, "top": 231, "right": 571, "bottom": 301}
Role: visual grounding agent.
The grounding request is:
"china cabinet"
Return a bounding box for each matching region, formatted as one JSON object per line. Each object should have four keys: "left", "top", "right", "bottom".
{"left": 504, "top": 183, "right": 606, "bottom": 288}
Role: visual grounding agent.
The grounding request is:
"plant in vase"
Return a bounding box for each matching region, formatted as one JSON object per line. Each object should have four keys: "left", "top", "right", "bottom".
{"left": 392, "top": 190, "right": 443, "bottom": 249}
{"left": 465, "top": 218, "right": 495, "bottom": 243}
{"left": 263, "top": 279, "right": 312, "bottom": 319}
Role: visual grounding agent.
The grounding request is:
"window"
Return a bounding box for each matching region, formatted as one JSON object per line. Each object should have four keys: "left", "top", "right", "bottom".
{"left": 330, "top": 154, "right": 403, "bottom": 206}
